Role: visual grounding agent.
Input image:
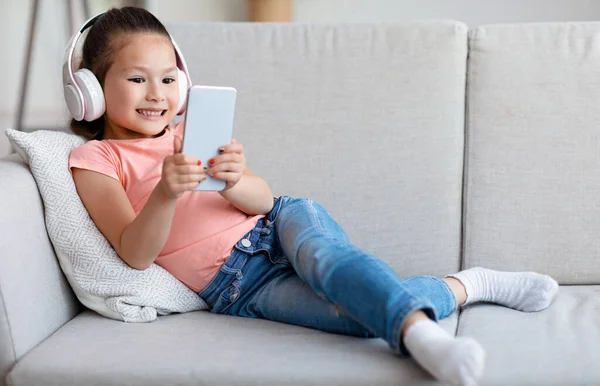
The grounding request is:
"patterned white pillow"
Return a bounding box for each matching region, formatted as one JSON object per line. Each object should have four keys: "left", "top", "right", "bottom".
{"left": 5, "top": 128, "right": 207, "bottom": 322}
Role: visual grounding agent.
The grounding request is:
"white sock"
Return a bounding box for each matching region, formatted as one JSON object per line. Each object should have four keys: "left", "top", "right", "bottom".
{"left": 403, "top": 319, "right": 485, "bottom": 386}
{"left": 447, "top": 267, "right": 559, "bottom": 312}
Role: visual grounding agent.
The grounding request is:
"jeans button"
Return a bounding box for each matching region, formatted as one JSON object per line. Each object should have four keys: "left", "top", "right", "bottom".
{"left": 241, "top": 239, "right": 251, "bottom": 247}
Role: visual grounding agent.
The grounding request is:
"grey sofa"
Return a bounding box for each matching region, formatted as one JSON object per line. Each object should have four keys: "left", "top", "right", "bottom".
{"left": 2, "top": 20, "right": 600, "bottom": 386}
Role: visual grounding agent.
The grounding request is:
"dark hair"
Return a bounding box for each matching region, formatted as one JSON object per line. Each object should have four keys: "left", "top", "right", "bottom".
{"left": 69, "top": 7, "right": 171, "bottom": 140}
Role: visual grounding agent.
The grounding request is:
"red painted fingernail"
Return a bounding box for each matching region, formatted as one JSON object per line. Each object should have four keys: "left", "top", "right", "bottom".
{"left": 209, "top": 158, "right": 215, "bottom": 165}
{"left": 197, "top": 160, "right": 201, "bottom": 166}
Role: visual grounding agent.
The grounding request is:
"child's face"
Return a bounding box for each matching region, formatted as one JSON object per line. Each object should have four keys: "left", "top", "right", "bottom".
{"left": 103, "top": 33, "right": 180, "bottom": 139}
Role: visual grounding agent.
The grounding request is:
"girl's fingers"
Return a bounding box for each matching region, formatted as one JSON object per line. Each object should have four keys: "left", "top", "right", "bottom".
{"left": 172, "top": 153, "right": 199, "bottom": 166}
{"left": 218, "top": 143, "right": 244, "bottom": 155}
{"left": 173, "top": 135, "right": 183, "bottom": 154}
{"left": 170, "top": 165, "right": 201, "bottom": 175}
{"left": 164, "top": 179, "right": 203, "bottom": 195}
{"left": 208, "top": 154, "right": 245, "bottom": 168}
{"left": 207, "top": 162, "right": 243, "bottom": 175}
{"left": 209, "top": 171, "right": 241, "bottom": 182}
{"left": 175, "top": 174, "right": 206, "bottom": 184}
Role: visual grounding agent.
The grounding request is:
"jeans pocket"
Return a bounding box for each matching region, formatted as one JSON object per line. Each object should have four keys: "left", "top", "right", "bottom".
{"left": 209, "top": 266, "right": 244, "bottom": 314}
{"left": 265, "top": 249, "right": 290, "bottom": 266}
{"left": 212, "top": 281, "right": 241, "bottom": 314}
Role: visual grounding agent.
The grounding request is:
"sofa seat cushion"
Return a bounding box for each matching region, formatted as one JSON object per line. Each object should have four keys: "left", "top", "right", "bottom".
{"left": 457, "top": 285, "right": 600, "bottom": 386}
{"left": 8, "top": 310, "right": 457, "bottom": 386}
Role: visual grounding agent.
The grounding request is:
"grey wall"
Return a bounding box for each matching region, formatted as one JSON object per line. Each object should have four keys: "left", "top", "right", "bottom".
{"left": 295, "top": 0, "right": 600, "bottom": 25}
{"left": 2, "top": 0, "right": 600, "bottom": 156}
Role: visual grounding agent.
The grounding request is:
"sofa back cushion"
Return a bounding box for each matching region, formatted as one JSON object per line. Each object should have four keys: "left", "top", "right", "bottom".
{"left": 464, "top": 22, "right": 600, "bottom": 284}
{"left": 169, "top": 21, "right": 468, "bottom": 277}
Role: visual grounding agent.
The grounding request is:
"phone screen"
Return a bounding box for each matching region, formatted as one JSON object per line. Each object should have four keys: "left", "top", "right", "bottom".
{"left": 181, "top": 85, "right": 237, "bottom": 191}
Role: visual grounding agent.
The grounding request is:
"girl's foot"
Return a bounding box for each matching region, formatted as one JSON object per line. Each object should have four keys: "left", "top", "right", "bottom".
{"left": 404, "top": 318, "right": 485, "bottom": 386}
{"left": 447, "top": 267, "right": 559, "bottom": 311}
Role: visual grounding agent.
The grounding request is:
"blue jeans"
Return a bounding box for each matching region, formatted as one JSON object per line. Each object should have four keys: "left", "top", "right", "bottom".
{"left": 198, "top": 196, "right": 457, "bottom": 355}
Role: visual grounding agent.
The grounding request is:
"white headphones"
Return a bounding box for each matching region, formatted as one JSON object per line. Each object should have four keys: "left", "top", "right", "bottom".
{"left": 62, "top": 12, "right": 192, "bottom": 122}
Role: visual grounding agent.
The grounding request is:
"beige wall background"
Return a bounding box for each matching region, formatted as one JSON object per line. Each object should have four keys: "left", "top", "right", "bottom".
{"left": 2, "top": 0, "right": 600, "bottom": 156}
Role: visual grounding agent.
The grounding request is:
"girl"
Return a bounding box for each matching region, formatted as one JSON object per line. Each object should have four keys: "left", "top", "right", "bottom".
{"left": 68, "top": 7, "right": 558, "bottom": 386}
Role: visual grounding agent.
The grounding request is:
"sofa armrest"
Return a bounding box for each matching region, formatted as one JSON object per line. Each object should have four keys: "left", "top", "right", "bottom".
{"left": 0, "top": 154, "right": 81, "bottom": 386}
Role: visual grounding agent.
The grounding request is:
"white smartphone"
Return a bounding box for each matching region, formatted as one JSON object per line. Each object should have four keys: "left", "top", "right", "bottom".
{"left": 181, "top": 85, "right": 237, "bottom": 191}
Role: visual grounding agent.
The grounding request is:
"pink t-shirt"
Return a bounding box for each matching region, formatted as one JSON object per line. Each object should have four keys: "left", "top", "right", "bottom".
{"left": 68, "top": 121, "right": 262, "bottom": 292}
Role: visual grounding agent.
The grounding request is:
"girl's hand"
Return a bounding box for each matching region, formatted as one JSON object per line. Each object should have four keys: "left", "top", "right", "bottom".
{"left": 158, "top": 136, "right": 206, "bottom": 199}
{"left": 206, "top": 138, "right": 246, "bottom": 190}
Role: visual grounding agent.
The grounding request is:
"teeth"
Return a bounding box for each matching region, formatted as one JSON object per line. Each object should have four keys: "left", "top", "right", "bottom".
{"left": 138, "top": 110, "right": 162, "bottom": 116}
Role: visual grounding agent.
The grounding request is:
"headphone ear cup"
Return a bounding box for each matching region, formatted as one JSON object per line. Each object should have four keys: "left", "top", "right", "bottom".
{"left": 176, "top": 69, "right": 188, "bottom": 115}
{"left": 64, "top": 82, "right": 85, "bottom": 121}
{"left": 74, "top": 68, "right": 105, "bottom": 121}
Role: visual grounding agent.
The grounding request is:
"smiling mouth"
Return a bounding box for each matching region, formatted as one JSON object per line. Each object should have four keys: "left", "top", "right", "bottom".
{"left": 136, "top": 109, "right": 166, "bottom": 116}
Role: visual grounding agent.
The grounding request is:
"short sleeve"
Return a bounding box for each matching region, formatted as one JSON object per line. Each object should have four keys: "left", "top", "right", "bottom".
{"left": 69, "top": 141, "right": 121, "bottom": 183}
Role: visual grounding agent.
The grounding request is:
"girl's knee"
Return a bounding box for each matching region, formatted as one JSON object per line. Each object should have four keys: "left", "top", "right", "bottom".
{"left": 279, "top": 196, "right": 312, "bottom": 206}
{"left": 277, "top": 196, "right": 318, "bottom": 215}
